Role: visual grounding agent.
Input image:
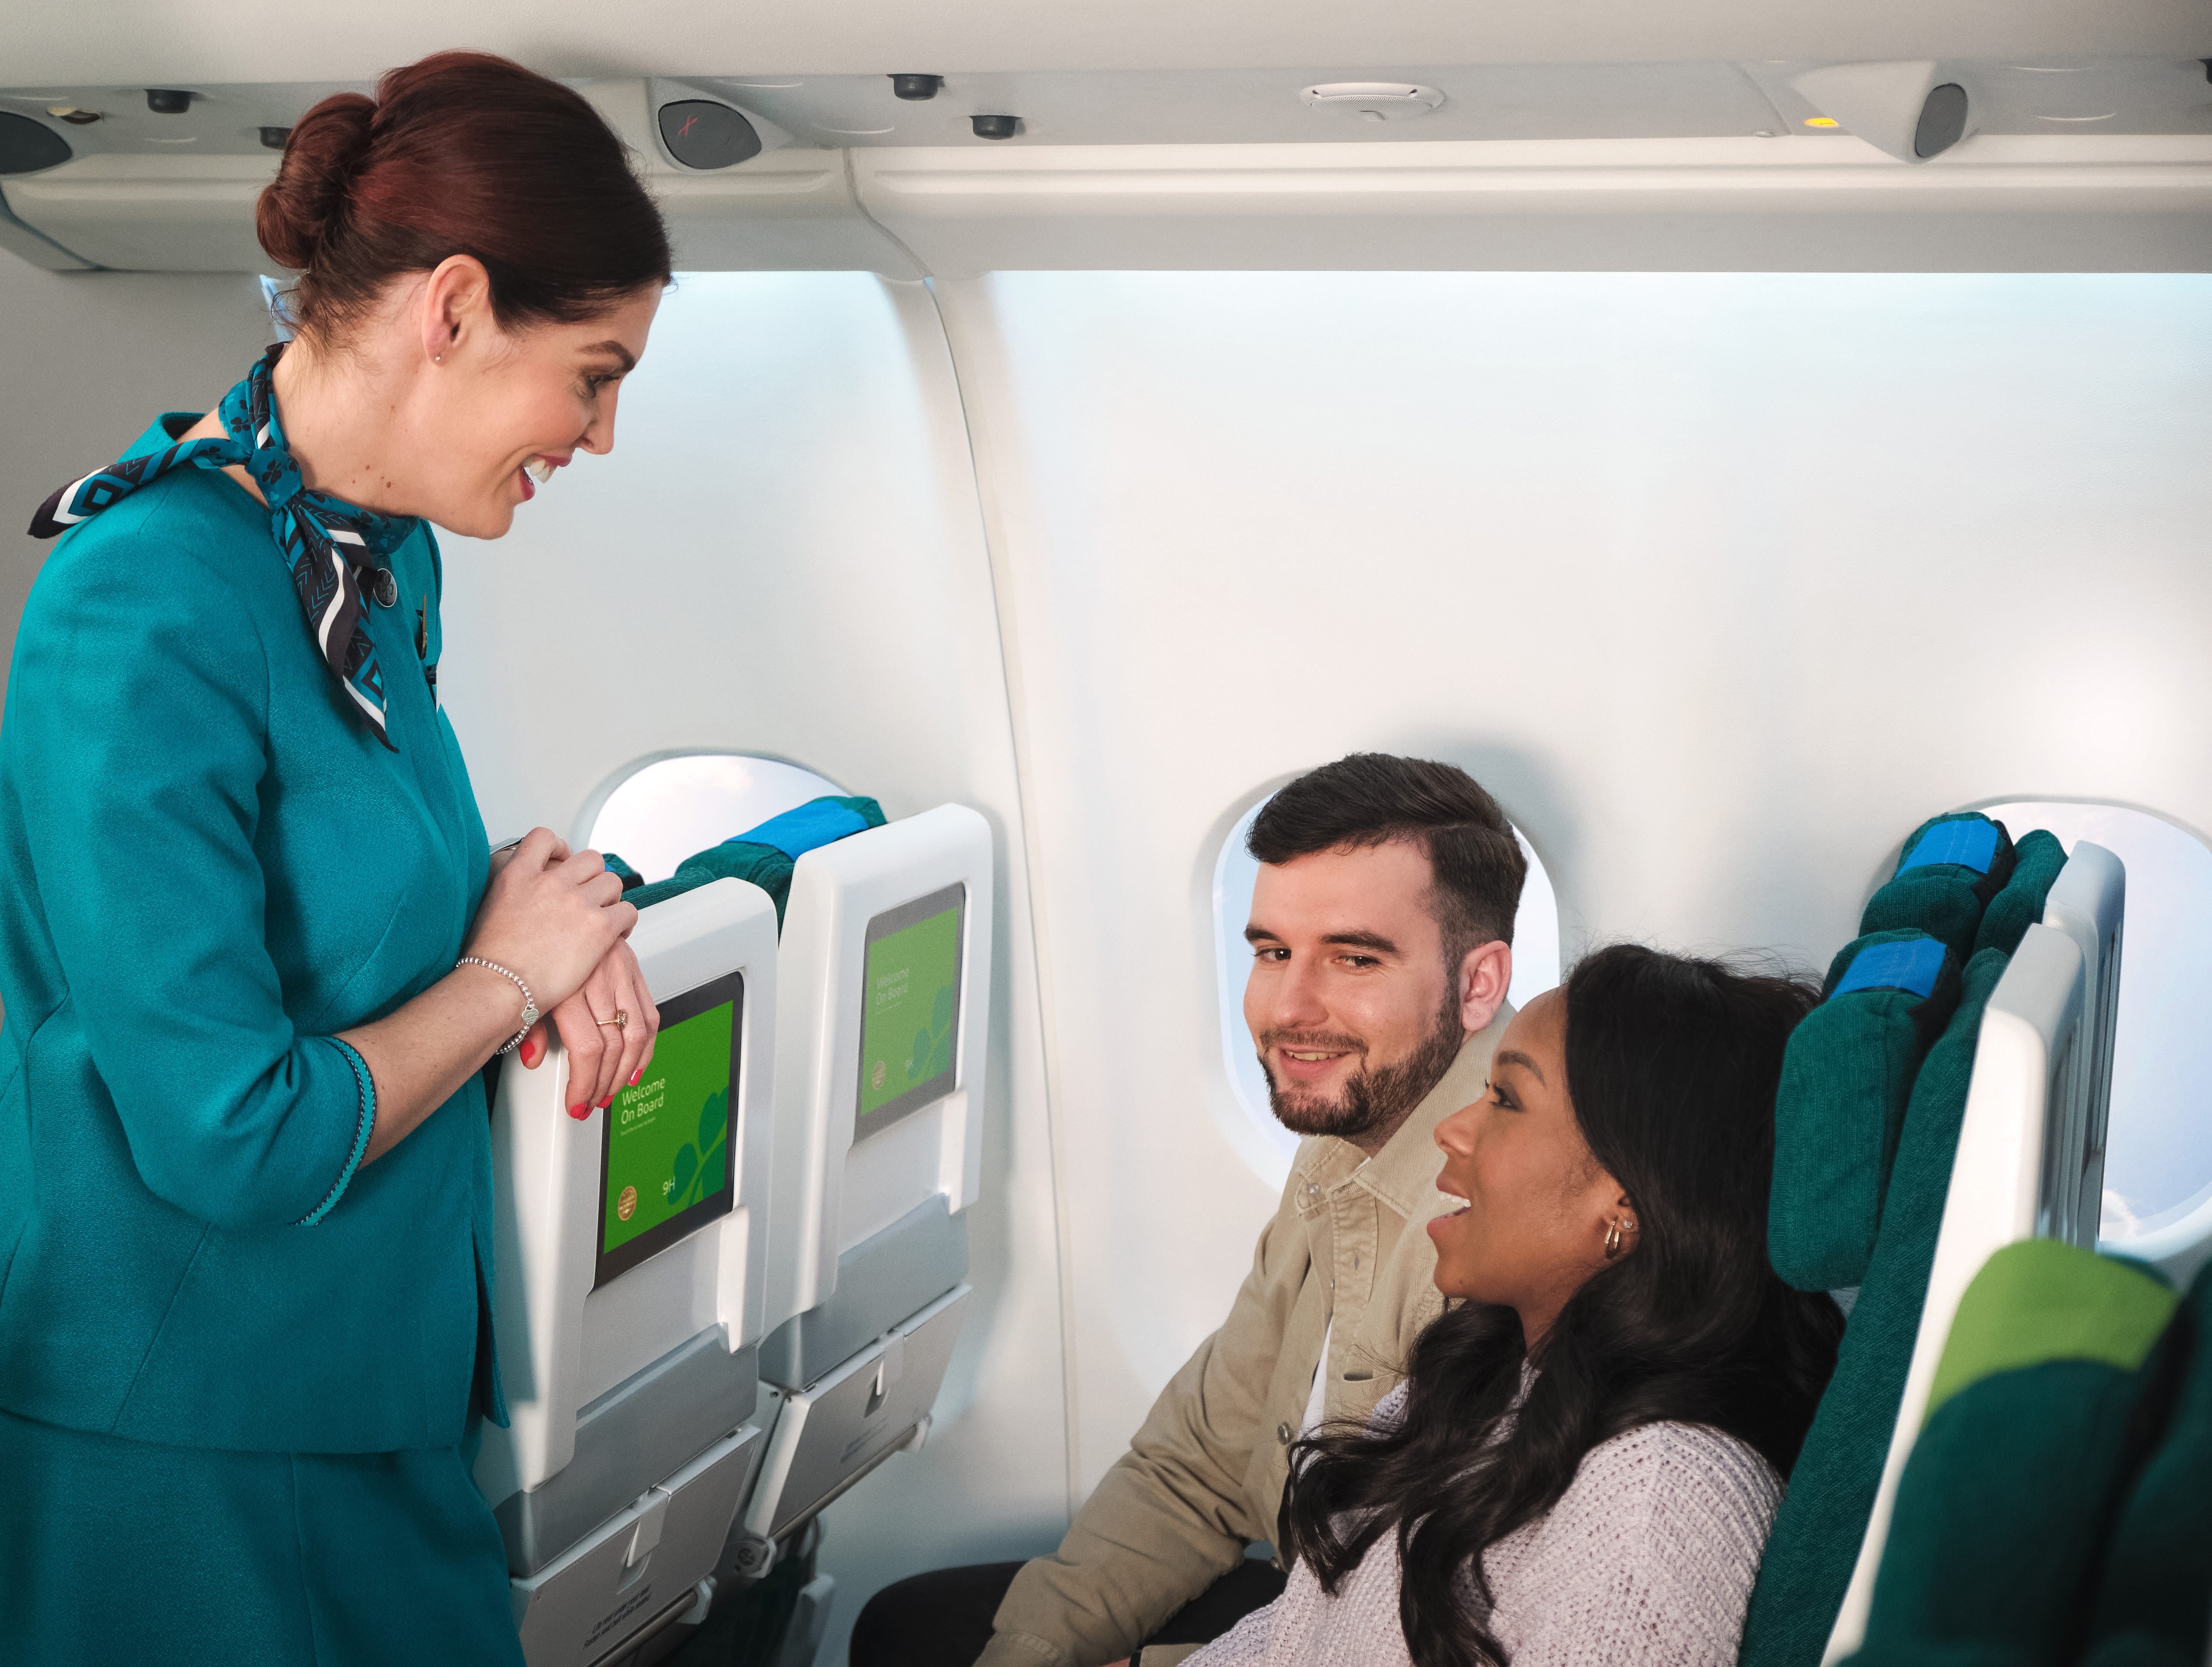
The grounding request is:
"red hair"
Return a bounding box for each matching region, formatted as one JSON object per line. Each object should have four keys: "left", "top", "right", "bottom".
{"left": 258, "top": 52, "right": 670, "bottom": 342}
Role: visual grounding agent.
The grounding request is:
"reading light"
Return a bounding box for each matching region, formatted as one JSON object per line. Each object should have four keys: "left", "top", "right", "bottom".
{"left": 1790, "top": 62, "right": 1976, "bottom": 163}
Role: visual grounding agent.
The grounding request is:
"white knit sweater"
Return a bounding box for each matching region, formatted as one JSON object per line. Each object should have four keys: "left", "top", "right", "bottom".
{"left": 1184, "top": 1382, "right": 1783, "bottom": 1667}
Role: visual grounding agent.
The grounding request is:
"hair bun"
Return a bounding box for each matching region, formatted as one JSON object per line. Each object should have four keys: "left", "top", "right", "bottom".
{"left": 256, "top": 92, "right": 376, "bottom": 271}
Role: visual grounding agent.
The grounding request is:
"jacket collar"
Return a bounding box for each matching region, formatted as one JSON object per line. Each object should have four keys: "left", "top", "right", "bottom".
{"left": 1291, "top": 1002, "right": 1515, "bottom": 1218}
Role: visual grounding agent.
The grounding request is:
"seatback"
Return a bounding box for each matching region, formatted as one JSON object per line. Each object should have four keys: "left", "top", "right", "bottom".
{"left": 1741, "top": 946, "right": 2010, "bottom": 1667}
{"left": 733, "top": 802, "right": 994, "bottom": 1555}
{"left": 475, "top": 877, "right": 783, "bottom": 1667}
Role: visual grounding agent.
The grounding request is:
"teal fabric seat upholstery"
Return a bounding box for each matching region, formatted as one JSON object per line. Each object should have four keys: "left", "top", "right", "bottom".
{"left": 610, "top": 794, "right": 885, "bottom": 925}
{"left": 2081, "top": 1261, "right": 2212, "bottom": 1667}
{"left": 1861, "top": 813, "right": 2016, "bottom": 963}
{"left": 1840, "top": 1239, "right": 2180, "bottom": 1667}
{"left": 1740, "top": 947, "right": 2011, "bottom": 1667}
{"left": 1771, "top": 931, "right": 1961, "bottom": 1292}
{"left": 1972, "top": 829, "right": 2067, "bottom": 958}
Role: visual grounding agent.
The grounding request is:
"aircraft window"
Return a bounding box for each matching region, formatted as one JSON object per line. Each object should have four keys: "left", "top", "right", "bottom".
{"left": 1977, "top": 800, "right": 2212, "bottom": 1275}
{"left": 582, "top": 753, "right": 843, "bottom": 882}
{"left": 1212, "top": 794, "right": 1560, "bottom": 1182}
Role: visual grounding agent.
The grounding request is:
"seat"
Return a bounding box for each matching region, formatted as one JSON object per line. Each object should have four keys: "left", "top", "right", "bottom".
{"left": 474, "top": 877, "right": 783, "bottom": 1667}
{"left": 1742, "top": 818, "right": 2125, "bottom": 1667}
{"left": 679, "top": 803, "right": 995, "bottom": 1648}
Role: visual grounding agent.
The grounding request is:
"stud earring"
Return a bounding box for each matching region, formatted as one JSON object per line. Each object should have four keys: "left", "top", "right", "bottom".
{"left": 1604, "top": 1215, "right": 1637, "bottom": 1260}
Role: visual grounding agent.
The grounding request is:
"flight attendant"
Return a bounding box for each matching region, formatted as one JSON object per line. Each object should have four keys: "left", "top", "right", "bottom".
{"left": 0, "top": 54, "right": 668, "bottom": 1663}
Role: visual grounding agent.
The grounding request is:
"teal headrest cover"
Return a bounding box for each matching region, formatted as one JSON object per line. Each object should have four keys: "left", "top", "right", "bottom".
{"left": 614, "top": 795, "right": 888, "bottom": 927}
{"left": 1862, "top": 813, "right": 2017, "bottom": 962}
{"left": 1973, "top": 829, "right": 2066, "bottom": 958}
{"left": 1770, "top": 929, "right": 1962, "bottom": 1292}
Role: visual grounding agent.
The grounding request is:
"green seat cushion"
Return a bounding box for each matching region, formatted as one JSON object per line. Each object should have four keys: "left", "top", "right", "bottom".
{"left": 1972, "top": 830, "right": 2066, "bottom": 959}
{"left": 1772, "top": 931, "right": 1963, "bottom": 1292}
{"left": 615, "top": 795, "right": 886, "bottom": 926}
{"left": 1863, "top": 814, "right": 2017, "bottom": 963}
{"left": 1741, "top": 947, "right": 2011, "bottom": 1667}
{"left": 2082, "top": 1259, "right": 2212, "bottom": 1667}
{"left": 1849, "top": 1241, "right": 2179, "bottom": 1667}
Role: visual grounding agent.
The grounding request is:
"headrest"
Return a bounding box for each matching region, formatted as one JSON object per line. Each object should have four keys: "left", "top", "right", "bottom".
{"left": 1972, "top": 829, "right": 2067, "bottom": 959}
{"left": 1861, "top": 812, "right": 2017, "bottom": 961}
{"left": 615, "top": 796, "right": 887, "bottom": 926}
{"left": 1858, "top": 1242, "right": 2179, "bottom": 1663}
{"left": 1924, "top": 1239, "right": 2177, "bottom": 1429}
{"left": 2082, "top": 1258, "right": 2212, "bottom": 1661}
{"left": 1771, "top": 930, "right": 1963, "bottom": 1292}
{"left": 727, "top": 797, "right": 876, "bottom": 861}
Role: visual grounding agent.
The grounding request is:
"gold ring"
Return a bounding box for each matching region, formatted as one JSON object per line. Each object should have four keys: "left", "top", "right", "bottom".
{"left": 596, "top": 1010, "right": 627, "bottom": 1029}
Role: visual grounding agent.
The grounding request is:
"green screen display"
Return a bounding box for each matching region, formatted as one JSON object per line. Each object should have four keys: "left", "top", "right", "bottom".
{"left": 602, "top": 999, "right": 733, "bottom": 1256}
{"left": 859, "top": 904, "right": 961, "bottom": 1122}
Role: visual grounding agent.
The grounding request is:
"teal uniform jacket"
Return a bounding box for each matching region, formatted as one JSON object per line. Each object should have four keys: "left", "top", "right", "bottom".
{"left": 0, "top": 414, "right": 506, "bottom": 1454}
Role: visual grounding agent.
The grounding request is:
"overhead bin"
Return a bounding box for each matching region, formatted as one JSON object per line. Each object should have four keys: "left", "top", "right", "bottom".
{"left": 846, "top": 133, "right": 2212, "bottom": 277}
{"left": 3, "top": 66, "right": 2209, "bottom": 276}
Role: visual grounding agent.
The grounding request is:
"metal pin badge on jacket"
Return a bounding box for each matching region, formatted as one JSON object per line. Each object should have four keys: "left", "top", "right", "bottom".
{"left": 371, "top": 567, "right": 398, "bottom": 608}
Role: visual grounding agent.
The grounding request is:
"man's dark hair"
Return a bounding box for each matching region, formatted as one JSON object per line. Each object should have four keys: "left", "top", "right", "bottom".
{"left": 1246, "top": 754, "right": 1529, "bottom": 962}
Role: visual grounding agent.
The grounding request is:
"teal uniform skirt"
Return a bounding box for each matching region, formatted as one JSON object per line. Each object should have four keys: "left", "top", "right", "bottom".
{"left": 0, "top": 1407, "right": 524, "bottom": 1665}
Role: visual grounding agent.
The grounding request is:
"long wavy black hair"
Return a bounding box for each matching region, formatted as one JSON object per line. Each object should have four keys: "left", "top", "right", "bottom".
{"left": 1279, "top": 943, "right": 1845, "bottom": 1667}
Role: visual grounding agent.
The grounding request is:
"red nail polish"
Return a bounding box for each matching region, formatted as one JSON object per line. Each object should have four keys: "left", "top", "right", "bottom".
{"left": 521, "top": 1042, "right": 539, "bottom": 1066}
{"left": 629, "top": 1070, "right": 641, "bottom": 1086}
{"left": 598, "top": 1096, "right": 612, "bottom": 1111}
{"left": 568, "top": 1104, "right": 590, "bottom": 1121}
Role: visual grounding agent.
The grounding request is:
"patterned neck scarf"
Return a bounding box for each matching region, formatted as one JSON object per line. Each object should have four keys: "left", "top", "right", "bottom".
{"left": 30, "top": 342, "right": 418, "bottom": 750}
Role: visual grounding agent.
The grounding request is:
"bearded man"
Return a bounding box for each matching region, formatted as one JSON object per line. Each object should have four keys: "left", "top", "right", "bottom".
{"left": 852, "top": 754, "right": 1526, "bottom": 1667}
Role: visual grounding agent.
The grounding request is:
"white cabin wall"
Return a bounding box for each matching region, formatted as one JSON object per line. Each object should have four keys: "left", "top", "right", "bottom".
{"left": 432, "top": 273, "right": 1070, "bottom": 1655}
{"left": 930, "top": 268, "right": 2212, "bottom": 1501}
{"left": 0, "top": 261, "right": 272, "bottom": 712}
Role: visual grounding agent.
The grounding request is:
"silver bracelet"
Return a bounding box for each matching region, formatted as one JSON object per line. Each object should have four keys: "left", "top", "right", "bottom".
{"left": 456, "top": 956, "right": 541, "bottom": 1056}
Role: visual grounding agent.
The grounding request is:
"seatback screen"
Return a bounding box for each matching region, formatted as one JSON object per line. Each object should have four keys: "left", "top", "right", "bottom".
{"left": 595, "top": 969, "right": 742, "bottom": 1289}
{"left": 856, "top": 882, "right": 965, "bottom": 1140}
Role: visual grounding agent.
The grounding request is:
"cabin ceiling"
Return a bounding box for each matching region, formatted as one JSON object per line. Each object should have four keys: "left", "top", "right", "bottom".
{"left": 3, "top": 3, "right": 2206, "bottom": 277}
{"left": 3, "top": 0, "right": 2207, "bottom": 85}
{"left": 7, "top": 60, "right": 2212, "bottom": 157}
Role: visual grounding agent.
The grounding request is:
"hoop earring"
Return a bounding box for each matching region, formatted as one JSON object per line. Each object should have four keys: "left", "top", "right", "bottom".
{"left": 1604, "top": 1215, "right": 1636, "bottom": 1260}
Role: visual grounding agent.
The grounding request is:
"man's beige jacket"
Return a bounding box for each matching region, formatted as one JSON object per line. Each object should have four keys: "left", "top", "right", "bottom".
{"left": 977, "top": 1012, "right": 1510, "bottom": 1667}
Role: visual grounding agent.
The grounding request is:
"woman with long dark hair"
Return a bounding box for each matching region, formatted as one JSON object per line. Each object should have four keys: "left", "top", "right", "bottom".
{"left": 0, "top": 54, "right": 671, "bottom": 1664}
{"left": 1187, "top": 943, "right": 1845, "bottom": 1667}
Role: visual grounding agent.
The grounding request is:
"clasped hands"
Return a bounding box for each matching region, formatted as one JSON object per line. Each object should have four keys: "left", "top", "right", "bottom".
{"left": 471, "top": 828, "right": 663, "bottom": 1117}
